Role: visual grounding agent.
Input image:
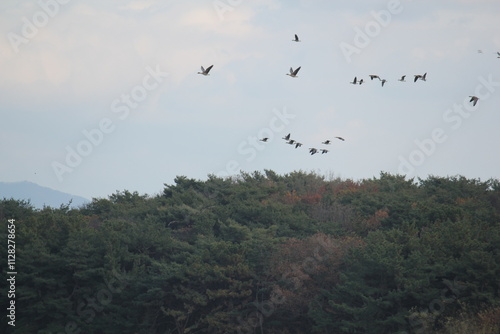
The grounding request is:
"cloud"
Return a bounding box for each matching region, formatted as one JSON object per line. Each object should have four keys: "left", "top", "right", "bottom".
{"left": 0, "top": 1, "right": 273, "bottom": 108}
{"left": 120, "top": 0, "right": 157, "bottom": 11}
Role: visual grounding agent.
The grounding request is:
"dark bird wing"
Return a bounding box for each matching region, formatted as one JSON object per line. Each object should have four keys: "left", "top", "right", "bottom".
{"left": 205, "top": 65, "right": 214, "bottom": 74}
{"left": 293, "top": 66, "right": 301, "bottom": 75}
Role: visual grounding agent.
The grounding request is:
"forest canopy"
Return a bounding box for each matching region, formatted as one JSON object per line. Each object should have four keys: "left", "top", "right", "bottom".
{"left": 1, "top": 171, "right": 499, "bottom": 333}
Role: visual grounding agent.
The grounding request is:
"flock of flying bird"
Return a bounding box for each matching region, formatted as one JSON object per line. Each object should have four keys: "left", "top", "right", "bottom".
{"left": 197, "top": 34, "right": 346, "bottom": 156}
{"left": 259, "top": 133, "right": 345, "bottom": 155}
{"left": 348, "top": 73, "right": 479, "bottom": 107}
{"left": 197, "top": 34, "right": 494, "bottom": 155}
{"left": 350, "top": 72, "right": 427, "bottom": 87}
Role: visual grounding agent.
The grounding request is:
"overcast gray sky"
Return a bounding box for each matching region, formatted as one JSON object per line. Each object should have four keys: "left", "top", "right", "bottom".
{"left": 1, "top": 0, "right": 499, "bottom": 200}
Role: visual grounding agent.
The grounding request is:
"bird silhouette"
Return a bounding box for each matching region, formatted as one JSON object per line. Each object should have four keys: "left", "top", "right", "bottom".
{"left": 282, "top": 133, "right": 291, "bottom": 140}
{"left": 293, "top": 34, "right": 300, "bottom": 42}
{"left": 398, "top": 75, "right": 406, "bottom": 82}
{"left": 322, "top": 140, "right": 331, "bottom": 145}
{"left": 198, "top": 65, "right": 213, "bottom": 76}
{"left": 469, "top": 96, "right": 479, "bottom": 106}
{"left": 381, "top": 79, "right": 387, "bottom": 87}
{"left": 335, "top": 136, "right": 345, "bottom": 141}
{"left": 286, "top": 66, "right": 301, "bottom": 77}
{"left": 350, "top": 77, "right": 358, "bottom": 84}
{"left": 260, "top": 138, "right": 269, "bottom": 142}
{"left": 294, "top": 142, "right": 303, "bottom": 148}
{"left": 309, "top": 148, "right": 318, "bottom": 155}
{"left": 414, "top": 72, "right": 427, "bottom": 82}
{"left": 370, "top": 75, "right": 381, "bottom": 81}
{"left": 320, "top": 149, "right": 329, "bottom": 154}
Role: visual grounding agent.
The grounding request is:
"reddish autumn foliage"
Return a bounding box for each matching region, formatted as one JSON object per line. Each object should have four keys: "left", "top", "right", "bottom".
{"left": 267, "top": 233, "right": 365, "bottom": 316}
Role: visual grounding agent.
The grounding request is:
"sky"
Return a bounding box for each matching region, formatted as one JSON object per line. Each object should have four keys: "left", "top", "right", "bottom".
{"left": 1, "top": 0, "right": 500, "bottom": 200}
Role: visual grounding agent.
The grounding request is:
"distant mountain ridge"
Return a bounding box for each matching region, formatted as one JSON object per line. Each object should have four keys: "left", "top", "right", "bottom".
{"left": 0, "top": 181, "right": 89, "bottom": 209}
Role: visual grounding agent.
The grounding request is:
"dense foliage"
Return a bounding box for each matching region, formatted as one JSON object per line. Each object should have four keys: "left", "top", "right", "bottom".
{"left": 1, "top": 171, "right": 499, "bottom": 333}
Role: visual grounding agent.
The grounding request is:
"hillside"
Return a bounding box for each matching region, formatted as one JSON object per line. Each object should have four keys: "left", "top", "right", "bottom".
{"left": 0, "top": 181, "right": 89, "bottom": 209}
{"left": 0, "top": 171, "right": 499, "bottom": 333}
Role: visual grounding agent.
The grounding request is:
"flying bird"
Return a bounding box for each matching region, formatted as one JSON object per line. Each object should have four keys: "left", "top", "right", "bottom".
{"left": 350, "top": 77, "right": 358, "bottom": 85}
{"left": 320, "top": 149, "right": 329, "bottom": 154}
{"left": 398, "top": 75, "right": 406, "bottom": 82}
{"left": 282, "top": 133, "right": 291, "bottom": 141}
{"left": 335, "top": 136, "right": 345, "bottom": 141}
{"left": 286, "top": 66, "right": 301, "bottom": 77}
{"left": 309, "top": 148, "right": 318, "bottom": 155}
{"left": 294, "top": 142, "right": 303, "bottom": 148}
{"left": 322, "top": 140, "right": 331, "bottom": 145}
{"left": 469, "top": 96, "right": 479, "bottom": 106}
{"left": 359, "top": 79, "right": 364, "bottom": 85}
{"left": 286, "top": 139, "right": 296, "bottom": 145}
{"left": 260, "top": 138, "right": 269, "bottom": 142}
{"left": 414, "top": 72, "right": 427, "bottom": 82}
{"left": 198, "top": 65, "right": 213, "bottom": 76}
{"left": 293, "top": 34, "right": 300, "bottom": 42}
{"left": 381, "top": 79, "right": 387, "bottom": 87}
{"left": 369, "top": 75, "right": 381, "bottom": 81}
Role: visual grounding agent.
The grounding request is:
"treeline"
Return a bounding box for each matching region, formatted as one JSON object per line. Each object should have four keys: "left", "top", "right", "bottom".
{"left": 1, "top": 171, "right": 499, "bottom": 333}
